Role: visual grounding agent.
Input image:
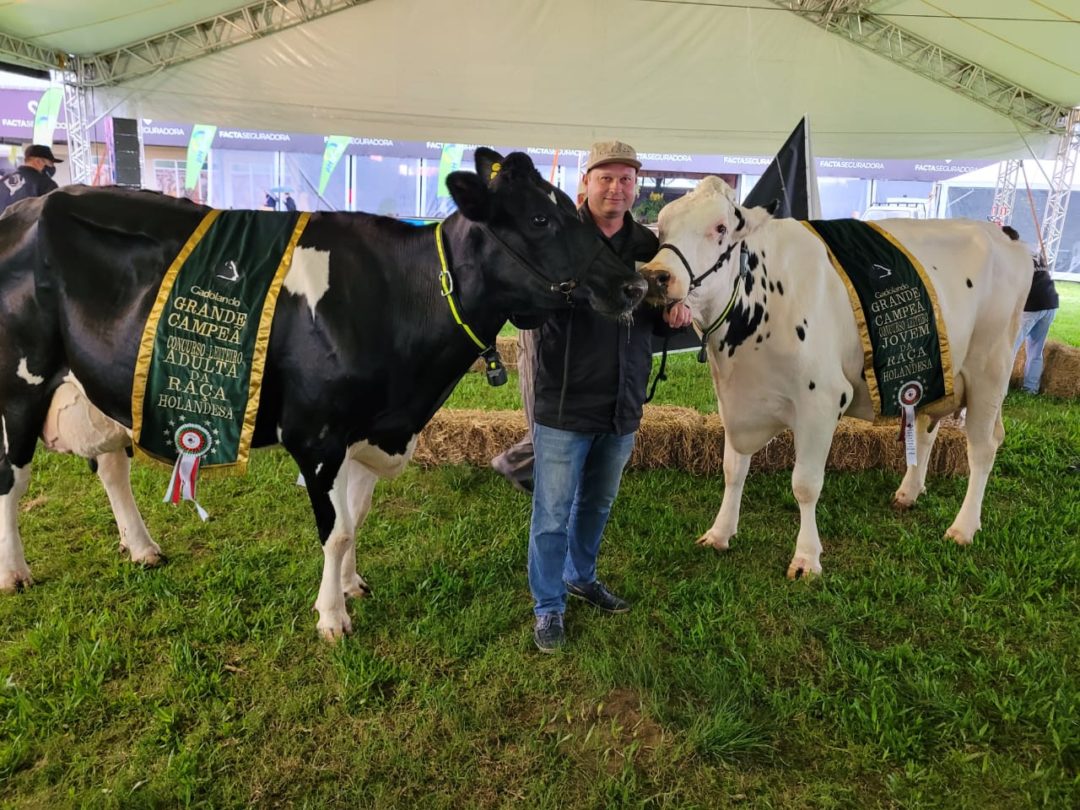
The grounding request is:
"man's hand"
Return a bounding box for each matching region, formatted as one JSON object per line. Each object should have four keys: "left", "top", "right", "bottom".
{"left": 662, "top": 301, "right": 694, "bottom": 329}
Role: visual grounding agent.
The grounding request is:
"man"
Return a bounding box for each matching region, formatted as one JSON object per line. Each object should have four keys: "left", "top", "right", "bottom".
{"left": 0, "top": 144, "right": 61, "bottom": 213}
{"left": 528, "top": 140, "right": 692, "bottom": 652}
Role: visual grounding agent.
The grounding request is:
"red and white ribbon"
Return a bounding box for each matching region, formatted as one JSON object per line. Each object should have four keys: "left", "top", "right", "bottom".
{"left": 163, "top": 423, "right": 212, "bottom": 521}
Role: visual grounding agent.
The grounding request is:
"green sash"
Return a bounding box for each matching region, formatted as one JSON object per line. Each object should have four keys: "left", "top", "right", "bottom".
{"left": 131, "top": 209, "right": 310, "bottom": 472}
{"left": 802, "top": 219, "right": 953, "bottom": 417}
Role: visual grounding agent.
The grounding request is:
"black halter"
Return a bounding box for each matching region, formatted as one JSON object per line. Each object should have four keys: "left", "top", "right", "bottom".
{"left": 655, "top": 238, "right": 752, "bottom": 363}
{"left": 656, "top": 239, "right": 736, "bottom": 291}
{"left": 478, "top": 222, "right": 603, "bottom": 305}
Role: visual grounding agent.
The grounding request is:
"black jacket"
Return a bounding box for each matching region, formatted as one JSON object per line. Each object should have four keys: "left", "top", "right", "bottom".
{"left": 533, "top": 205, "right": 666, "bottom": 436}
{"left": 0, "top": 165, "right": 58, "bottom": 211}
{"left": 1025, "top": 264, "right": 1059, "bottom": 312}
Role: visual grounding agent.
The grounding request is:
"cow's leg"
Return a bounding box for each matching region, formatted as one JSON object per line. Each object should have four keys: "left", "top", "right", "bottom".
{"left": 891, "top": 413, "right": 941, "bottom": 509}
{"left": 303, "top": 455, "right": 357, "bottom": 641}
{"left": 697, "top": 444, "right": 751, "bottom": 551}
{"left": 95, "top": 449, "right": 162, "bottom": 566}
{"left": 341, "top": 459, "right": 376, "bottom": 599}
{"left": 1, "top": 397, "right": 53, "bottom": 592}
{"left": 0, "top": 462, "right": 33, "bottom": 592}
{"left": 787, "top": 419, "right": 834, "bottom": 579}
{"left": 946, "top": 392, "right": 1005, "bottom": 546}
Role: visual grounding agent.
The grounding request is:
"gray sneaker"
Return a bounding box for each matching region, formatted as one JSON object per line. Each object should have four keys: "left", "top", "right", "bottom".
{"left": 565, "top": 580, "right": 631, "bottom": 614}
{"left": 533, "top": 613, "right": 565, "bottom": 653}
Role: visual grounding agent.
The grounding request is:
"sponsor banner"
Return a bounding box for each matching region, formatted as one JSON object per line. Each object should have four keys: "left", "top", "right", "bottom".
{"left": 0, "top": 89, "right": 994, "bottom": 179}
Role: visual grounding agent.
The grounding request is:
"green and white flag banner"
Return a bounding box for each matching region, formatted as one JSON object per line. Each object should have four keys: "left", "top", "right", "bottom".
{"left": 185, "top": 125, "right": 217, "bottom": 191}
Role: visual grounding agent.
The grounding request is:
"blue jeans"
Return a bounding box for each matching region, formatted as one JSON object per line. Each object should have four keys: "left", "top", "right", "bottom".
{"left": 1013, "top": 309, "right": 1057, "bottom": 393}
{"left": 528, "top": 423, "right": 636, "bottom": 616}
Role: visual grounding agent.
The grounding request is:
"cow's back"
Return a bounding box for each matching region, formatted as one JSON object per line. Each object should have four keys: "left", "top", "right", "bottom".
{"left": 36, "top": 188, "right": 208, "bottom": 425}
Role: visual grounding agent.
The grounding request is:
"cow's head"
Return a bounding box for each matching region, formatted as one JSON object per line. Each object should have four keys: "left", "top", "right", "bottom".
{"left": 640, "top": 176, "right": 775, "bottom": 305}
{"left": 445, "top": 148, "right": 647, "bottom": 319}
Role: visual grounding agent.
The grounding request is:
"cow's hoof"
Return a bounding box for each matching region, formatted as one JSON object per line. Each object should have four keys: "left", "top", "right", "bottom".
{"left": 120, "top": 543, "right": 165, "bottom": 567}
{"left": 944, "top": 526, "right": 974, "bottom": 546}
{"left": 891, "top": 494, "right": 916, "bottom": 511}
{"left": 342, "top": 576, "right": 372, "bottom": 599}
{"left": 0, "top": 568, "right": 34, "bottom": 593}
{"left": 316, "top": 613, "right": 353, "bottom": 642}
{"left": 786, "top": 558, "right": 821, "bottom": 580}
{"left": 315, "top": 604, "right": 352, "bottom": 643}
{"left": 695, "top": 531, "right": 730, "bottom": 552}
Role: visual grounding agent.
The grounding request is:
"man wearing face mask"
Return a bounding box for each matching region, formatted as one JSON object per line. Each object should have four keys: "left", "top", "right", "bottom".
{"left": 0, "top": 144, "right": 62, "bottom": 213}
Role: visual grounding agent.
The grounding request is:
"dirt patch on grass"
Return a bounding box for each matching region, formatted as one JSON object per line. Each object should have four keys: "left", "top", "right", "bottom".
{"left": 19, "top": 495, "right": 49, "bottom": 512}
{"left": 541, "top": 687, "right": 667, "bottom": 775}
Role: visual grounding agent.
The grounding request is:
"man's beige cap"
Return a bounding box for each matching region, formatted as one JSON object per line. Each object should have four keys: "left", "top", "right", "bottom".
{"left": 584, "top": 140, "right": 641, "bottom": 172}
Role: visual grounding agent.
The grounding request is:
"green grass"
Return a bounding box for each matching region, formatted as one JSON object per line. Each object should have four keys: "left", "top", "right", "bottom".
{"left": 3, "top": 296, "right": 1079, "bottom": 807}
{"left": 2, "top": 392, "right": 1078, "bottom": 807}
{"left": 1049, "top": 280, "right": 1079, "bottom": 346}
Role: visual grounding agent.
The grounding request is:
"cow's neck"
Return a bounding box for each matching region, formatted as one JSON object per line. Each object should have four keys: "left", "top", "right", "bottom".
{"left": 690, "top": 239, "right": 766, "bottom": 361}
{"left": 386, "top": 216, "right": 514, "bottom": 422}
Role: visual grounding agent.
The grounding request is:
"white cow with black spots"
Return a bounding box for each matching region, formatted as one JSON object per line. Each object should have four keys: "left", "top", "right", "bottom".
{"left": 640, "top": 177, "right": 1030, "bottom": 578}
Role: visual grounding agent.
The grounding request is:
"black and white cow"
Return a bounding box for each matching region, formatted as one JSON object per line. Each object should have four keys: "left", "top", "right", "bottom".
{"left": 640, "top": 177, "right": 1030, "bottom": 578}
{"left": 0, "top": 149, "right": 647, "bottom": 639}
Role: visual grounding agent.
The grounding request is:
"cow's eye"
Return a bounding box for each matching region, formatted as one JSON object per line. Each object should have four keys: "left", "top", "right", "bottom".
{"left": 716, "top": 224, "right": 727, "bottom": 236}
{"left": 532, "top": 215, "right": 549, "bottom": 227}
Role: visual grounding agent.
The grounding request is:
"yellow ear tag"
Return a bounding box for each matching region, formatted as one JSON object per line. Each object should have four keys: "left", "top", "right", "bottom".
{"left": 489, "top": 162, "right": 502, "bottom": 181}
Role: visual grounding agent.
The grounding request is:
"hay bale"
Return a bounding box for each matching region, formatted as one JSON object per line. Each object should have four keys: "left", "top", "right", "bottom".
{"left": 632, "top": 406, "right": 705, "bottom": 470}
{"left": 414, "top": 409, "right": 525, "bottom": 468}
{"left": 1041, "top": 341, "right": 1080, "bottom": 399}
{"left": 415, "top": 406, "right": 969, "bottom": 476}
{"left": 1011, "top": 340, "right": 1079, "bottom": 398}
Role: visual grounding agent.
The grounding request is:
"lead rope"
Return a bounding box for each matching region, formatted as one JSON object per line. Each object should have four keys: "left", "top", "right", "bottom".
{"left": 645, "top": 334, "right": 670, "bottom": 403}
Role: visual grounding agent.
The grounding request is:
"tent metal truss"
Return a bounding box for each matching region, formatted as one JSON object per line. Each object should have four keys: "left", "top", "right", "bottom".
{"left": 0, "top": 32, "right": 67, "bottom": 73}
{"left": 989, "top": 160, "right": 1020, "bottom": 225}
{"left": 79, "top": 0, "right": 374, "bottom": 87}
{"left": 2, "top": 0, "right": 371, "bottom": 182}
{"left": 1039, "top": 107, "right": 1080, "bottom": 269}
{"left": 58, "top": 61, "right": 96, "bottom": 185}
{"left": 768, "top": 0, "right": 1071, "bottom": 135}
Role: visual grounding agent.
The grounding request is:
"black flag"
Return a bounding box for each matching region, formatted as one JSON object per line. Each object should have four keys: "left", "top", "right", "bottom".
{"left": 744, "top": 116, "right": 820, "bottom": 219}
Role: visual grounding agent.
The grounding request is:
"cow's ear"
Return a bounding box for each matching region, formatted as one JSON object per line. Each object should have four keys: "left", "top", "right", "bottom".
{"left": 446, "top": 171, "right": 493, "bottom": 222}
{"left": 740, "top": 203, "right": 776, "bottom": 235}
{"left": 473, "top": 147, "right": 506, "bottom": 186}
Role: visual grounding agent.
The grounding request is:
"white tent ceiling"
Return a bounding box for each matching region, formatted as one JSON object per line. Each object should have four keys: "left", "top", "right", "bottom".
{"left": 1, "top": 0, "right": 1078, "bottom": 159}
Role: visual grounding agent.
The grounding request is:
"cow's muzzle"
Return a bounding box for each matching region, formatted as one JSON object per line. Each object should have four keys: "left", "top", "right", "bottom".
{"left": 639, "top": 259, "right": 686, "bottom": 306}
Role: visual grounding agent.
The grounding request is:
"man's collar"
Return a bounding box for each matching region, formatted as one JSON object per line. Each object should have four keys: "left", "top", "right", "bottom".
{"left": 580, "top": 201, "right": 634, "bottom": 241}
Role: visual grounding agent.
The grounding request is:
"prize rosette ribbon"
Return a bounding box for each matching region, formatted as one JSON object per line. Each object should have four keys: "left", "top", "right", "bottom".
{"left": 898, "top": 381, "right": 923, "bottom": 467}
{"left": 165, "top": 423, "right": 214, "bottom": 521}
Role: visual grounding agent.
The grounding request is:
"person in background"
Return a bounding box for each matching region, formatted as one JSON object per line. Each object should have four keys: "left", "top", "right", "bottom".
{"left": 0, "top": 144, "right": 61, "bottom": 213}
{"left": 1004, "top": 225, "right": 1059, "bottom": 394}
{"left": 263, "top": 191, "right": 279, "bottom": 211}
{"left": 527, "top": 140, "right": 692, "bottom": 653}
{"left": 283, "top": 192, "right": 297, "bottom": 212}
